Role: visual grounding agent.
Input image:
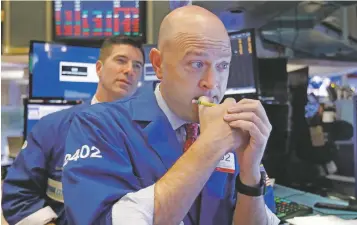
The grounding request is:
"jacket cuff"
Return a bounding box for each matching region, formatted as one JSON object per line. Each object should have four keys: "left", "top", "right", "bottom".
{"left": 15, "top": 206, "right": 58, "bottom": 225}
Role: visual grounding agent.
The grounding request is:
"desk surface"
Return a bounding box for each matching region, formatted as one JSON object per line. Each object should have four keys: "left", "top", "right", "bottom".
{"left": 274, "top": 184, "right": 357, "bottom": 220}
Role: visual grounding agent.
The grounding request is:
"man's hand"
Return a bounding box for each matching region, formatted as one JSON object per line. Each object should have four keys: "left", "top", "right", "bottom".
{"left": 198, "top": 96, "right": 245, "bottom": 155}
{"left": 223, "top": 99, "right": 272, "bottom": 185}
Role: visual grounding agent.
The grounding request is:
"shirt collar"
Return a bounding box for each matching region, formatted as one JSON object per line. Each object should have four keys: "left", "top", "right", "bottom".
{"left": 91, "top": 96, "right": 100, "bottom": 105}
{"left": 154, "top": 83, "right": 187, "bottom": 130}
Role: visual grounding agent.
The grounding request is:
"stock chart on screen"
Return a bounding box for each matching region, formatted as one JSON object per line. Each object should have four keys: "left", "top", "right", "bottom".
{"left": 53, "top": 0, "right": 143, "bottom": 40}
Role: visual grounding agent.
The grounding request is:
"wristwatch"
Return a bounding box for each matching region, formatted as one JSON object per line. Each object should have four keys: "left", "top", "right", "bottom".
{"left": 235, "top": 171, "right": 266, "bottom": 196}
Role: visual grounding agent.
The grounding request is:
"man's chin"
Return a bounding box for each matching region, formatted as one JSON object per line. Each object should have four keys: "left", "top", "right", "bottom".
{"left": 113, "top": 89, "right": 130, "bottom": 99}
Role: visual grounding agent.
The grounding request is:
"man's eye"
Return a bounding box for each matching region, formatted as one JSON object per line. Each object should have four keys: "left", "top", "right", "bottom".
{"left": 116, "top": 58, "right": 127, "bottom": 64}
{"left": 191, "top": 61, "right": 204, "bottom": 69}
{"left": 134, "top": 63, "right": 143, "bottom": 70}
{"left": 218, "top": 62, "right": 230, "bottom": 70}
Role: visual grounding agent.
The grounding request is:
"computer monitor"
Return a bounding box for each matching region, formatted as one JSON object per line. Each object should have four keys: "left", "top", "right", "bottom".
{"left": 29, "top": 41, "right": 100, "bottom": 100}
{"left": 258, "top": 58, "right": 288, "bottom": 104}
{"left": 226, "top": 29, "right": 258, "bottom": 95}
{"left": 52, "top": 0, "right": 146, "bottom": 44}
{"left": 23, "top": 99, "right": 81, "bottom": 139}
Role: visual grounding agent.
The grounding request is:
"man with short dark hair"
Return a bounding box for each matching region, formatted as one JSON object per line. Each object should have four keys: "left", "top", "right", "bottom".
{"left": 2, "top": 35, "right": 145, "bottom": 225}
{"left": 95, "top": 35, "right": 145, "bottom": 102}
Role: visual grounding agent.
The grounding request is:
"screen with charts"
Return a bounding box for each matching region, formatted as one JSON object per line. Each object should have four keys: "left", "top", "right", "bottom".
{"left": 226, "top": 29, "right": 258, "bottom": 95}
{"left": 30, "top": 41, "right": 100, "bottom": 100}
{"left": 23, "top": 99, "right": 81, "bottom": 138}
{"left": 142, "top": 44, "right": 157, "bottom": 82}
{"left": 53, "top": 0, "right": 144, "bottom": 41}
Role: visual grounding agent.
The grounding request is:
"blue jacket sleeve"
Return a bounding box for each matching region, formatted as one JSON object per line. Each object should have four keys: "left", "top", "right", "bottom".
{"left": 63, "top": 112, "right": 145, "bottom": 225}
{"left": 1, "top": 124, "right": 50, "bottom": 225}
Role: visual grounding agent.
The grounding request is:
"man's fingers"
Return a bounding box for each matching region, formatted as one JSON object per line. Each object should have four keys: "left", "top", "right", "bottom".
{"left": 236, "top": 98, "right": 256, "bottom": 105}
{"left": 224, "top": 112, "right": 269, "bottom": 136}
{"left": 228, "top": 120, "right": 265, "bottom": 144}
{"left": 227, "top": 101, "right": 271, "bottom": 130}
{"left": 222, "top": 97, "right": 236, "bottom": 108}
{"left": 223, "top": 97, "right": 236, "bottom": 104}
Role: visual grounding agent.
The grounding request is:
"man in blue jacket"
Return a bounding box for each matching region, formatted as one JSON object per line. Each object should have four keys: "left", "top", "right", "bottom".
{"left": 63, "top": 5, "right": 279, "bottom": 225}
{"left": 1, "top": 35, "right": 145, "bottom": 225}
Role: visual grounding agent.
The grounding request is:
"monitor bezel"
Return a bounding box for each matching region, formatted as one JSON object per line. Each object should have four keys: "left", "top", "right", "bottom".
{"left": 226, "top": 28, "right": 260, "bottom": 96}
{"left": 28, "top": 40, "right": 100, "bottom": 100}
{"left": 22, "top": 98, "right": 82, "bottom": 139}
{"left": 51, "top": 0, "right": 147, "bottom": 45}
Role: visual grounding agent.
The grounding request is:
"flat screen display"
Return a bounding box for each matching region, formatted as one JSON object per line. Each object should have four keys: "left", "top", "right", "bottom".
{"left": 226, "top": 29, "right": 258, "bottom": 95}
{"left": 30, "top": 41, "right": 100, "bottom": 100}
{"left": 23, "top": 99, "right": 81, "bottom": 138}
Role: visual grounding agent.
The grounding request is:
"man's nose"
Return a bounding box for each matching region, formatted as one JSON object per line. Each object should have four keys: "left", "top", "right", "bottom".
{"left": 199, "top": 68, "right": 217, "bottom": 91}
{"left": 123, "top": 61, "right": 134, "bottom": 76}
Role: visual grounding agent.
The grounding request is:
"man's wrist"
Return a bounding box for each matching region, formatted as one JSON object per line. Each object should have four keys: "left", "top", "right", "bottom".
{"left": 239, "top": 168, "right": 261, "bottom": 187}
{"left": 196, "top": 133, "right": 230, "bottom": 155}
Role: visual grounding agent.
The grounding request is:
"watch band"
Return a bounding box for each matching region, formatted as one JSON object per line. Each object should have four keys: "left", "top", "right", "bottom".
{"left": 235, "top": 171, "right": 266, "bottom": 197}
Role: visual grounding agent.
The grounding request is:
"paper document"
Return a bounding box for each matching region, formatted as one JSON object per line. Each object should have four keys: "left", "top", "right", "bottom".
{"left": 286, "top": 215, "right": 357, "bottom": 225}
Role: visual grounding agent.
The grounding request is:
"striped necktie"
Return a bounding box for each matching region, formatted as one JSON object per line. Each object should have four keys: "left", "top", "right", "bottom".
{"left": 183, "top": 123, "right": 199, "bottom": 152}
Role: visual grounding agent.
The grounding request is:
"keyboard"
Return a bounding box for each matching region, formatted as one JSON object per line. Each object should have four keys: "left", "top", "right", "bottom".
{"left": 275, "top": 197, "right": 313, "bottom": 221}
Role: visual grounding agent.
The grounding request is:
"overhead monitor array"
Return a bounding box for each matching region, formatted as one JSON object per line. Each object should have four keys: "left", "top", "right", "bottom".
{"left": 53, "top": 0, "right": 146, "bottom": 43}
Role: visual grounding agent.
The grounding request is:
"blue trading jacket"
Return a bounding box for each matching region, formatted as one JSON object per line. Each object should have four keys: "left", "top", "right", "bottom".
{"left": 62, "top": 89, "right": 276, "bottom": 225}
{"left": 2, "top": 102, "right": 89, "bottom": 225}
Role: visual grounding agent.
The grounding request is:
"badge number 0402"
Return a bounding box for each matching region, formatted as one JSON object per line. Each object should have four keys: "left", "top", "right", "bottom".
{"left": 63, "top": 145, "right": 102, "bottom": 167}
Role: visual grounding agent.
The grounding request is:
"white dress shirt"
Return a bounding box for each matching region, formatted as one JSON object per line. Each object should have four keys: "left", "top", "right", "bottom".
{"left": 112, "top": 85, "right": 279, "bottom": 225}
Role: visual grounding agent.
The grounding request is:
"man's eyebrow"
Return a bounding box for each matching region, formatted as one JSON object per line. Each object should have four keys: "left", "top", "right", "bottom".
{"left": 184, "top": 50, "right": 232, "bottom": 58}
{"left": 113, "top": 54, "right": 144, "bottom": 66}
{"left": 184, "top": 50, "right": 209, "bottom": 57}
{"left": 113, "top": 54, "right": 128, "bottom": 59}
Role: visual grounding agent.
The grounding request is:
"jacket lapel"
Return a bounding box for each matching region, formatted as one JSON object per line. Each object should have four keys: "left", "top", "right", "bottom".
{"left": 130, "top": 90, "right": 183, "bottom": 170}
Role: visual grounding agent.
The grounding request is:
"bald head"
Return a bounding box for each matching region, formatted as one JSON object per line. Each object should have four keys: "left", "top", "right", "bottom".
{"left": 150, "top": 5, "right": 232, "bottom": 122}
{"left": 158, "top": 5, "right": 230, "bottom": 51}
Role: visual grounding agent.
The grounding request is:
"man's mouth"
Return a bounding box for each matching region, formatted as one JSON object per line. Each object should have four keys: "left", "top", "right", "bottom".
{"left": 193, "top": 96, "right": 219, "bottom": 104}
{"left": 118, "top": 79, "right": 132, "bottom": 85}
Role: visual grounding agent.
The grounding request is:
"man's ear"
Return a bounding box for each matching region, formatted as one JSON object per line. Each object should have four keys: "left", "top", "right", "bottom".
{"left": 96, "top": 60, "right": 103, "bottom": 78}
{"left": 149, "top": 48, "right": 163, "bottom": 79}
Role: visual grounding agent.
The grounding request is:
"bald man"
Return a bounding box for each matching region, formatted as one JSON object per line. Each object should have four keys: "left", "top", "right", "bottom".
{"left": 62, "top": 5, "right": 279, "bottom": 225}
